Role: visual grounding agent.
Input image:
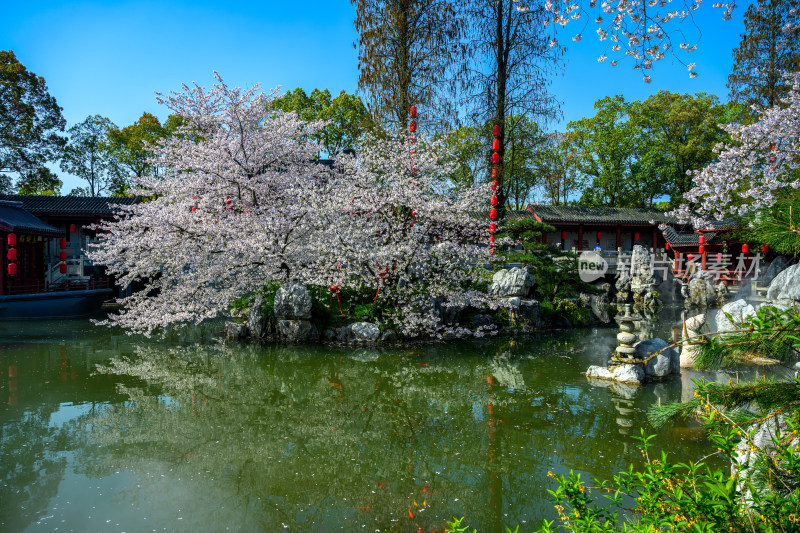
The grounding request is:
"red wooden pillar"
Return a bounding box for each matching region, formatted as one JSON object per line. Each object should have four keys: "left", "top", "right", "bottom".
{"left": 674, "top": 252, "right": 680, "bottom": 274}
{"left": 578, "top": 224, "right": 584, "bottom": 251}
{"left": 652, "top": 227, "right": 658, "bottom": 249}
{"left": 701, "top": 251, "right": 707, "bottom": 271}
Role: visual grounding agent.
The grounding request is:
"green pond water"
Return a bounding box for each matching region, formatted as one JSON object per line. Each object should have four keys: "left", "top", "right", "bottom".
{"left": 0, "top": 312, "right": 793, "bottom": 533}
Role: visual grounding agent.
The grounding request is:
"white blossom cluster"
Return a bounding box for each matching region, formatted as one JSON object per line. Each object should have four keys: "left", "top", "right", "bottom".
{"left": 668, "top": 71, "right": 800, "bottom": 228}
{"left": 516, "top": 0, "right": 737, "bottom": 77}
{"left": 88, "top": 74, "right": 491, "bottom": 337}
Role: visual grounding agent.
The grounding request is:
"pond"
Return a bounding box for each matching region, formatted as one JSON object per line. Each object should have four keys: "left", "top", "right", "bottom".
{"left": 0, "top": 311, "right": 793, "bottom": 532}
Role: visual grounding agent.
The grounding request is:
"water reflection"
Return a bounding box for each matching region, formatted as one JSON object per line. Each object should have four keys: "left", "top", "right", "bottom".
{"left": 0, "top": 318, "right": 783, "bottom": 532}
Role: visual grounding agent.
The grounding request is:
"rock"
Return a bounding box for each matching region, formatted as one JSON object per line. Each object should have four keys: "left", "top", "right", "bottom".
{"left": 349, "top": 322, "right": 381, "bottom": 343}
{"left": 489, "top": 266, "right": 535, "bottom": 298}
{"left": 273, "top": 282, "right": 312, "bottom": 320}
{"left": 246, "top": 294, "right": 269, "bottom": 338}
{"left": 766, "top": 263, "right": 800, "bottom": 303}
{"left": 762, "top": 256, "right": 790, "bottom": 286}
{"left": 323, "top": 328, "right": 337, "bottom": 341}
{"left": 610, "top": 363, "right": 645, "bottom": 384}
{"left": 380, "top": 329, "right": 398, "bottom": 343}
{"left": 518, "top": 299, "right": 542, "bottom": 328}
{"left": 680, "top": 313, "right": 706, "bottom": 367}
{"left": 635, "top": 337, "right": 679, "bottom": 378}
{"left": 276, "top": 319, "right": 318, "bottom": 341}
{"left": 732, "top": 413, "right": 799, "bottom": 501}
{"left": 716, "top": 299, "right": 757, "bottom": 334}
{"left": 225, "top": 321, "right": 250, "bottom": 340}
{"left": 686, "top": 270, "right": 717, "bottom": 308}
{"left": 472, "top": 313, "right": 495, "bottom": 329}
{"left": 586, "top": 365, "right": 614, "bottom": 380}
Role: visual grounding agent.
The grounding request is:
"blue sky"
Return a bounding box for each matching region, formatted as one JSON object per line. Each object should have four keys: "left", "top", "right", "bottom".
{"left": 2, "top": 0, "right": 747, "bottom": 193}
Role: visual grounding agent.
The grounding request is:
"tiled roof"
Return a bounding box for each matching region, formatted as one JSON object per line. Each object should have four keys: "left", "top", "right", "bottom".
{"left": 0, "top": 195, "right": 139, "bottom": 216}
{"left": 526, "top": 205, "right": 677, "bottom": 225}
{"left": 0, "top": 201, "right": 63, "bottom": 236}
{"left": 701, "top": 218, "right": 740, "bottom": 231}
{"left": 662, "top": 226, "right": 721, "bottom": 246}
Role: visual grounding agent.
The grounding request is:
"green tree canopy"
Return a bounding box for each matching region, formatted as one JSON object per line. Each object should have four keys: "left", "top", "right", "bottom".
{"left": 0, "top": 50, "right": 66, "bottom": 193}
{"left": 60, "top": 115, "right": 122, "bottom": 197}
{"left": 271, "top": 88, "right": 373, "bottom": 157}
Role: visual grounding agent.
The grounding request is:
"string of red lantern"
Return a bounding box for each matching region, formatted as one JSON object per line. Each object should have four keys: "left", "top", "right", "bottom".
{"left": 489, "top": 124, "right": 501, "bottom": 252}
{"left": 60, "top": 237, "right": 67, "bottom": 274}
{"left": 7, "top": 233, "right": 16, "bottom": 277}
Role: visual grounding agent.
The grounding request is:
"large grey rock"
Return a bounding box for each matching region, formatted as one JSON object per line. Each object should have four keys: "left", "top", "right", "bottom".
{"left": 611, "top": 363, "right": 645, "bottom": 384}
{"left": 762, "top": 256, "right": 790, "bottom": 285}
{"left": 518, "top": 298, "right": 542, "bottom": 328}
{"left": 732, "top": 413, "right": 798, "bottom": 501}
{"left": 472, "top": 313, "right": 495, "bottom": 329}
{"left": 246, "top": 294, "right": 269, "bottom": 338}
{"left": 716, "top": 299, "right": 757, "bottom": 334}
{"left": 225, "top": 321, "right": 250, "bottom": 340}
{"left": 680, "top": 313, "right": 706, "bottom": 367}
{"left": 490, "top": 266, "right": 535, "bottom": 297}
{"left": 274, "top": 282, "right": 312, "bottom": 320}
{"left": 686, "top": 270, "right": 717, "bottom": 308}
{"left": 635, "top": 337, "right": 679, "bottom": 378}
{"left": 349, "top": 322, "right": 381, "bottom": 343}
{"left": 586, "top": 365, "right": 614, "bottom": 380}
{"left": 276, "top": 319, "right": 318, "bottom": 341}
{"left": 766, "top": 263, "right": 800, "bottom": 303}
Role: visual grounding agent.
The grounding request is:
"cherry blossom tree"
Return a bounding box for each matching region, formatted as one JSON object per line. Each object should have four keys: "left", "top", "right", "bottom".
{"left": 669, "top": 71, "right": 800, "bottom": 227}
{"left": 90, "top": 74, "right": 492, "bottom": 337}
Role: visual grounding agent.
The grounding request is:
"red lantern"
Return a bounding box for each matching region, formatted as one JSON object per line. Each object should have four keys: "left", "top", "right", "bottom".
{"left": 699, "top": 245, "right": 705, "bottom": 254}
{"left": 410, "top": 105, "right": 417, "bottom": 118}
{"left": 698, "top": 234, "right": 705, "bottom": 244}
{"left": 60, "top": 251, "right": 67, "bottom": 261}
{"left": 492, "top": 139, "right": 500, "bottom": 151}
{"left": 665, "top": 242, "right": 670, "bottom": 250}
{"left": 489, "top": 235, "right": 495, "bottom": 244}
{"left": 489, "top": 223, "right": 497, "bottom": 234}
{"left": 8, "top": 263, "right": 17, "bottom": 276}
{"left": 70, "top": 224, "right": 76, "bottom": 233}
{"left": 410, "top": 210, "right": 416, "bottom": 218}
{"left": 493, "top": 125, "right": 500, "bottom": 137}
{"left": 59, "top": 263, "right": 67, "bottom": 274}
{"left": 562, "top": 231, "right": 567, "bottom": 240}
{"left": 742, "top": 244, "right": 749, "bottom": 254}
{"left": 597, "top": 232, "right": 602, "bottom": 240}
{"left": 492, "top": 153, "right": 500, "bottom": 165}
{"left": 410, "top": 121, "right": 417, "bottom": 133}
{"left": 687, "top": 254, "right": 694, "bottom": 261}
{"left": 7, "top": 233, "right": 16, "bottom": 247}
{"left": 329, "top": 284, "right": 339, "bottom": 293}
{"left": 634, "top": 232, "right": 640, "bottom": 241}
{"left": 491, "top": 180, "right": 498, "bottom": 191}
{"left": 60, "top": 239, "right": 67, "bottom": 249}
{"left": 7, "top": 248, "right": 16, "bottom": 262}
{"left": 489, "top": 208, "right": 498, "bottom": 221}
{"left": 191, "top": 206, "right": 197, "bottom": 212}
{"left": 762, "top": 244, "right": 768, "bottom": 253}
{"left": 491, "top": 167, "right": 499, "bottom": 179}
{"left": 490, "top": 195, "right": 498, "bottom": 206}
{"left": 409, "top": 135, "right": 416, "bottom": 144}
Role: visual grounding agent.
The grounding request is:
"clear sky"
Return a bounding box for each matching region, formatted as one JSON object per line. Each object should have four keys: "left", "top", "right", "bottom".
{"left": 1, "top": 0, "right": 748, "bottom": 193}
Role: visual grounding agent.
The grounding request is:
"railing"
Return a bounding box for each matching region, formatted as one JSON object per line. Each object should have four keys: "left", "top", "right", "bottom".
{"left": 6, "top": 278, "right": 110, "bottom": 296}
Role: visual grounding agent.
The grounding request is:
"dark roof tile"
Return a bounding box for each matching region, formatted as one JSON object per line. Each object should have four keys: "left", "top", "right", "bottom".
{"left": 526, "top": 205, "right": 676, "bottom": 225}
{"left": 0, "top": 195, "right": 139, "bottom": 216}
{"left": 0, "top": 201, "right": 63, "bottom": 236}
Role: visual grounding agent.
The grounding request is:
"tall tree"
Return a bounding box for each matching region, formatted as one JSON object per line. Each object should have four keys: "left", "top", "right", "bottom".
{"left": 728, "top": 0, "right": 800, "bottom": 112}
{"left": 105, "top": 112, "right": 182, "bottom": 188}
{"left": 60, "top": 115, "right": 122, "bottom": 197}
{"left": 350, "top": 0, "right": 465, "bottom": 131}
{"left": 537, "top": 131, "right": 582, "bottom": 206}
{"left": 503, "top": 115, "right": 548, "bottom": 210}
{"left": 0, "top": 50, "right": 66, "bottom": 193}
{"left": 16, "top": 168, "right": 62, "bottom": 195}
{"left": 459, "top": 0, "right": 562, "bottom": 214}
{"left": 271, "top": 88, "right": 373, "bottom": 157}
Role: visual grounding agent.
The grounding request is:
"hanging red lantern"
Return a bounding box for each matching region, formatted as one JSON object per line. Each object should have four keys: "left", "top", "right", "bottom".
{"left": 634, "top": 232, "right": 640, "bottom": 241}
{"left": 489, "top": 208, "right": 498, "bottom": 221}
{"left": 665, "top": 242, "right": 670, "bottom": 250}
{"left": 489, "top": 235, "right": 495, "bottom": 244}
{"left": 60, "top": 239, "right": 67, "bottom": 249}
{"left": 493, "top": 125, "right": 500, "bottom": 137}
{"left": 562, "top": 231, "right": 567, "bottom": 240}
{"left": 7, "top": 233, "right": 16, "bottom": 247}
{"left": 409, "top": 135, "right": 416, "bottom": 144}
{"left": 489, "top": 223, "right": 497, "bottom": 234}
{"left": 699, "top": 245, "right": 705, "bottom": 254}
{"left": 490, "top": 195, "right": 498, "bottom": 206}
{"left": 597, "top": 232, "right": 602, "bottom": 240}
{"left": 60, "top": 263, "right": 67, "bottom": 274}
{"left": 742, "top": 244, "right": 749, "bottom": 254}
{"left": 410, "top": 105, "right": 417, "bottom": 118}
{"left": 492, "top": 153, "right": 500, "bottom": 165}
{"left": 191, "top": 206, "right": 197, "bottom": 212}
{"left": 8, "top": 263, "right": 17, "bottom": 276}
{"left": 410, "top": 121, "right": 417, "bottom": 133}
{"left": 762, "top": 244, "right": 768, "bottom": 253}
{"left": 70, "top": 224, "right": 76, "bottom": 233}
{"left": 491, "top": 180, "right": 498, "bottom": 191}
{"left": 7, "top": 248, "right": 16, "bottom": 262}
{"left": 687, "top": 254, "right": 694, "bottom": 261}
{"left": 60, "top": 251, "right": 67, "bottom": 261}
{"left": 410, "top": 210, "right": 416, "bottom": 218}
{"left": 698, "top": 234, "right": 705, "bottom": 244}
{"left": 492, "top": 139, "right": 500, "bottom": 151}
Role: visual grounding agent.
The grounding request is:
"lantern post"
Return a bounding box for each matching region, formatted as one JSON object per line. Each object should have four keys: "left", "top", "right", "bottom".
{"left": 489, "top": 124, "right": 501, "bottom": 254}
